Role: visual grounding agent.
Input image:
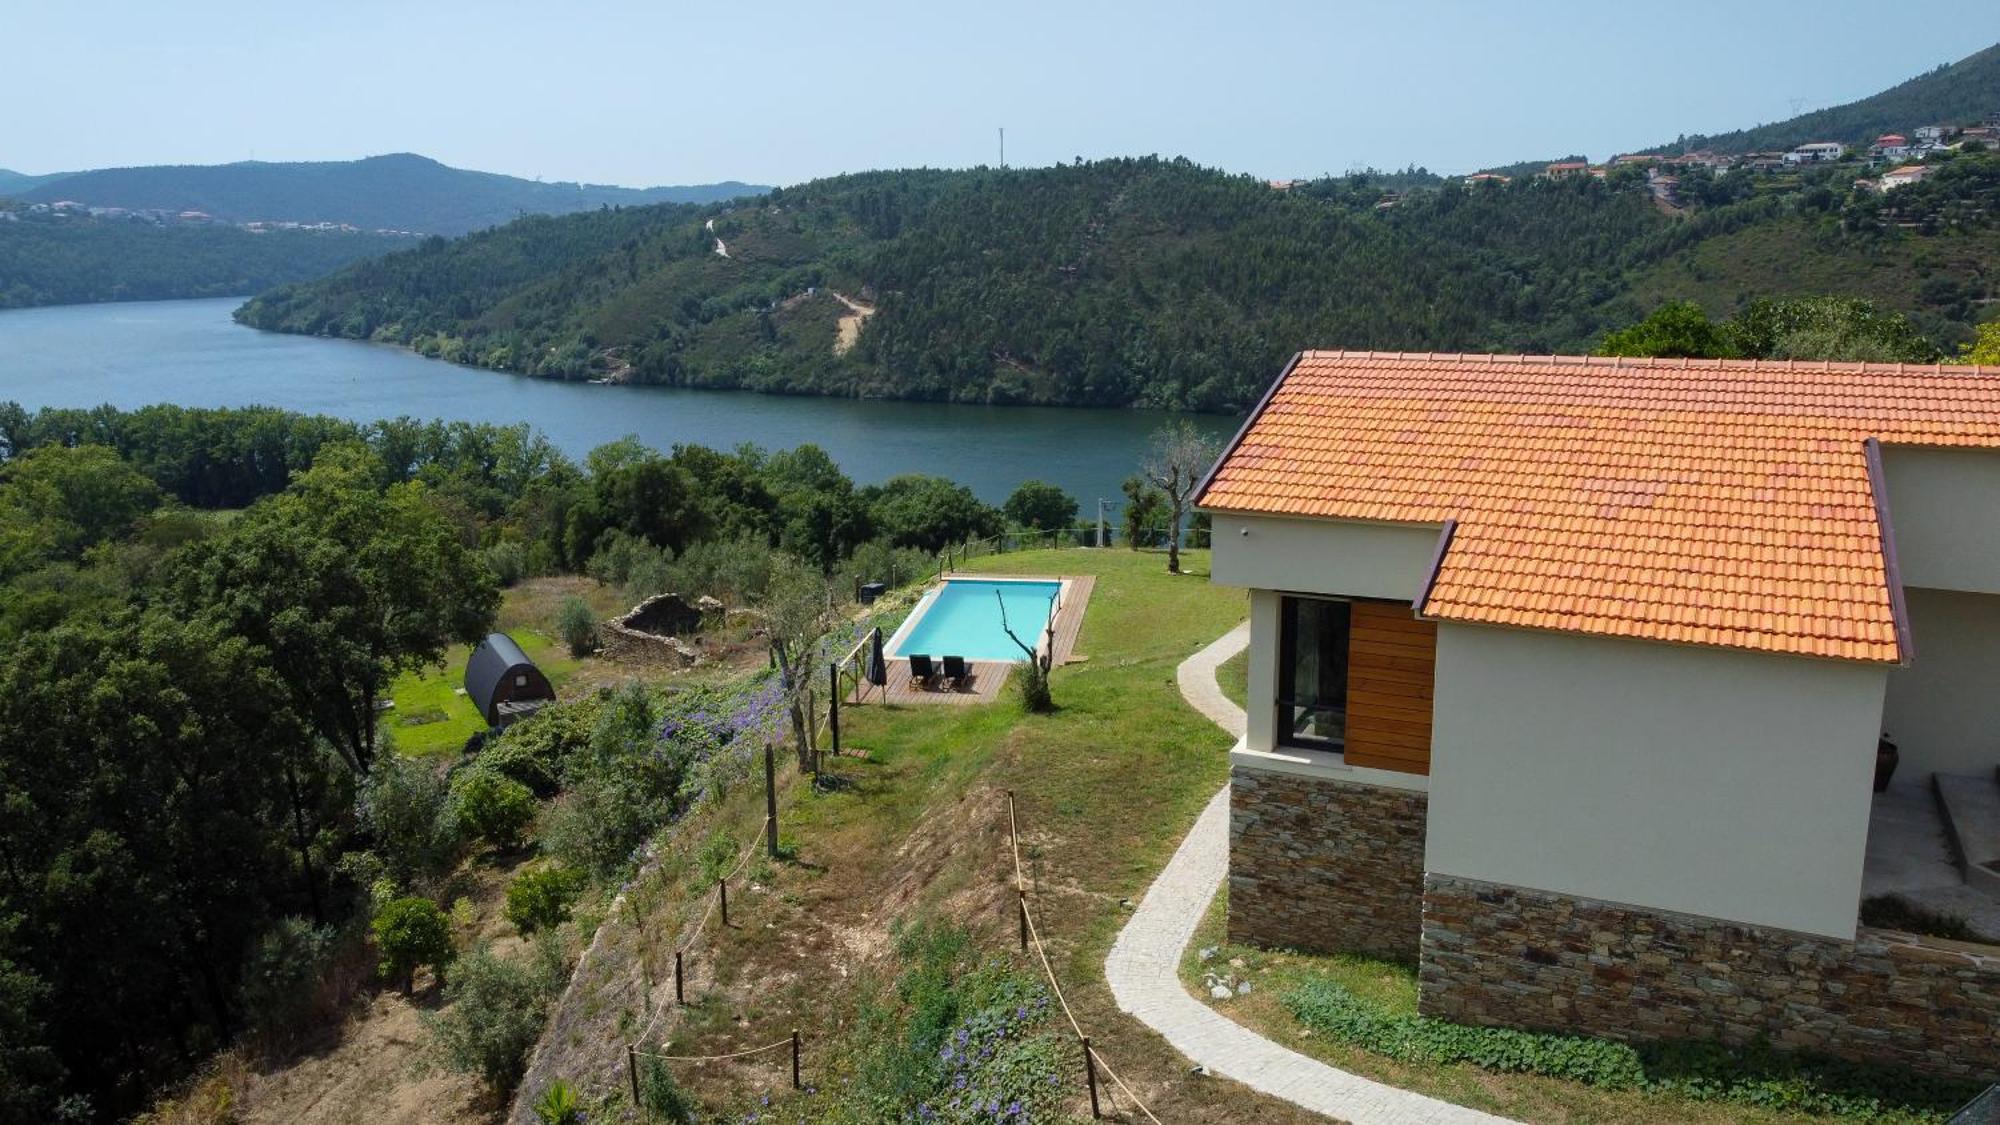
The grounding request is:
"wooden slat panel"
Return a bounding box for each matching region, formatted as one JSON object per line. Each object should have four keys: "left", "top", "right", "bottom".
{"left": 1345, "top": 599, "right": 1436, "bottom": 776}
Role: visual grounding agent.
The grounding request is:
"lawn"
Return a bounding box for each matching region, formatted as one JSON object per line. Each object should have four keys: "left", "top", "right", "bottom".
{"left": 1216, "top": 645, "right": 1248, "bottom": 708}
{"left": 385, "top": 577, "right": 620, "bottom": 757}
{"left": 604, "top": 547, "right": 1310, "bottom": 1123}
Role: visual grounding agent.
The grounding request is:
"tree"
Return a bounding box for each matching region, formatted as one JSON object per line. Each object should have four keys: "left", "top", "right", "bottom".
{"left": 1140, "top": 421, "right": 1220, "bottom": 574}
{"left": 1597, "top": 301, "right": 1731, "bottom": 358}
{"left": 864, "top": 474, "right": 1001, "bottom": 553}
{"left": 1002, "top": 480, "right": 1079, "bottom": 532}
{"left": 1120, "top": 477, "right": 1163, "bottom": 552}
{"left": 761, "top": 557, "right": 839, "bottom": 772}
{"left": 166, "top": 444, "right": 498, "bottom": 774}
{"left": 359, "top": 753, "right": 462, "bottom": 886}
{"left": 373, "top": 897, "right": 454, "bottom": 994}
{"left": 0, "top": 444, "right": 161, "bottom": 570}
{"left": 1960, "top": 321, "right": 2000, "bottom": 365}
{"left": 1725, "top": 297, "right": 1939, "bottom": 363}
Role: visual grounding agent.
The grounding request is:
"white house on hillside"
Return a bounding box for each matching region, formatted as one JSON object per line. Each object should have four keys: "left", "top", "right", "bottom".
{"left": 1197, "top": 351, "right": 2000, "bottom": 1082}
{"left": 1784, "top": 141, "right": 1845, "bottom": 164}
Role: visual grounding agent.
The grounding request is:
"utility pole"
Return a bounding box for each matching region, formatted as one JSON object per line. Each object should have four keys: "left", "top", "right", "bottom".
{"left": 1097, "top": 498, "right": 1108, "bottom": 548}
{"left": 999, "top": 127, "right": 1006, "bottom": 169}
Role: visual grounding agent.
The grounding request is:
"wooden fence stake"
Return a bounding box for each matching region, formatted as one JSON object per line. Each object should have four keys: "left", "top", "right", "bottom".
{"left": 626, "top": 1044, "right": 640, "bottom": 1106}
{"left": 674, "top": 949, "right": 684, "bottom": 1004}
{"left": 1082, "top": 1036, "right": 1101, "bottom": 1118}
{"left": 828, "top": 662, "right": 841, "bottom": 757}
{"left": 764, "top": 742, "right": 779, "bottom": 859}
{"left": 719, "top": 877, "right": 729, "bottom": 928}
{"left": 791, "top": 1029, "right": 802, "bottom": 1090}
{"left": 1018, "top": 890, "right": 1029, "bottom": 952}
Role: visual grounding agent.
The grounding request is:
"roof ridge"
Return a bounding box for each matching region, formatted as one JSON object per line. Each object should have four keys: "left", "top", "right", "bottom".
{"left": 1298, "top": 349, "right": 1998, "bottom": 377}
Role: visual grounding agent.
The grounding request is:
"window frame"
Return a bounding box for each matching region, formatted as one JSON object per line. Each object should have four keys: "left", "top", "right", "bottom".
{"left": 1275, "top": 593, "right": 1352, "bottom": 753}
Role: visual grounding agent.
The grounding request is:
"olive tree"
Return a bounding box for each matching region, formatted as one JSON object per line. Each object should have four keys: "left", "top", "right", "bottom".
{"left": 1140, "top": 421, "right": 1222, "bottom": 574}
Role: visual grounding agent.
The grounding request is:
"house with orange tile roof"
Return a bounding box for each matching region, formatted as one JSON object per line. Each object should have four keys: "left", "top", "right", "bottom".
{"left": 1198, "top": 350, "right": 2000, "bottom": 1081}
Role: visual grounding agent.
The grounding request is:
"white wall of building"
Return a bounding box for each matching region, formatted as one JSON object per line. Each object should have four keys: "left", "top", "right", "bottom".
{"left": 1427, "top": 623, "right": 1888, "bottom": 938}
{"left": 1208, "top": 514, "right": 1441, "bottom": 600}
{"left": 1881, "top": 446, "right": 2000, "bottom": 596}
{"left": 1883, "top": 586, "right": 2000, "bottom": 778}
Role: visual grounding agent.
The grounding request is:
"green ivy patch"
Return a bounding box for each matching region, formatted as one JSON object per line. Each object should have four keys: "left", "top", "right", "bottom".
{"left": 1282, "top": 979, "right": 1979, "bottom": 1122}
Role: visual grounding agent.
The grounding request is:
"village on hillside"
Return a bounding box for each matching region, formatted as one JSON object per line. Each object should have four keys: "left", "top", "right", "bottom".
{"left": 1454, "top": 109, "right": 2000, "bottom": 204}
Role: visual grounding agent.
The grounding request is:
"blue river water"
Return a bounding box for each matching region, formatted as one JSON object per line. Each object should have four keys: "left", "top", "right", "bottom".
{"left": 0, "top": 297, "right": 1240, "bottom": 506}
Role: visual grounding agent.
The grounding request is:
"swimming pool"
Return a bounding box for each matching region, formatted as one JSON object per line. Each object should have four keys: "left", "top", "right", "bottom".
{"left": 887, "top": 578, "right": 1063, "bottom": 664}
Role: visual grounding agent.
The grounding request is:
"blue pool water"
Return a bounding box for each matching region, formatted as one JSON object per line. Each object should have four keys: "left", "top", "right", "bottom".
{"left": 890, "top": 579, "right": 1063, "bottom": 663}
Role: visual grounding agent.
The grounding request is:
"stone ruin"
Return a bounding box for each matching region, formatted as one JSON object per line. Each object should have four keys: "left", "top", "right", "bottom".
{"left": 600, "top": 592, "right": 724, "bottom": 666}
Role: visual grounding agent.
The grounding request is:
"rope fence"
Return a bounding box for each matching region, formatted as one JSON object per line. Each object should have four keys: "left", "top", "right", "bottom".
{"left": 1008, "top": 790, "right": 1165, "bottom": 1123}
{"left": 630, "top": 815, "right": 769, "bottom": 1049}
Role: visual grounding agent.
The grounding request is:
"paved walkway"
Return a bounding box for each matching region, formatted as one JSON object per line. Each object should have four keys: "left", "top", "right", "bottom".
{"left": 1105, "top": 622, "right": 1512, "bottom": 1124}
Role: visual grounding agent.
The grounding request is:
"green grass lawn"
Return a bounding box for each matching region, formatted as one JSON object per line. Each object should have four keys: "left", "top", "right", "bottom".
{"left": 387, "top": 627, "right": 584, "bottom": 757}
{"left": 1216, "top": 645, "right": 1248, "bottom": 709}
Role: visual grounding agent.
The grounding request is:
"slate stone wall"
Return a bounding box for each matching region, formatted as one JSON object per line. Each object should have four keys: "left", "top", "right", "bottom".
{"left": 1227, "top": 767, "right": 1427, "bottom": 961}
{"left": 1419, "top": 874, "right": 2000, "bottom": 1082}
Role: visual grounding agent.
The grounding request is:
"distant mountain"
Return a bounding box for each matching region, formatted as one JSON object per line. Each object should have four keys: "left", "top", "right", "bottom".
{"left": 1645, "top": 42, "right": 2000, "bottom": 154}
{"left": 0, "top": 168, "right": 72, "bottom": 196}
{"left": 13, "top": 153, "right": 767, "bottom": 235}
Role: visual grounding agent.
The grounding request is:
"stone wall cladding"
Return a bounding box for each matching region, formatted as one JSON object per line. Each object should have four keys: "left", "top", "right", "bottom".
{"left": 1420, "top": 873, "right": 2000, "bottom": 1082}
{"left": 1227, "top": 766, "right": 1427, "bottom": 960}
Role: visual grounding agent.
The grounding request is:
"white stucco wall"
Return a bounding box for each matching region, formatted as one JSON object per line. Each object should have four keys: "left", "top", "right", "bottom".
{"left": 1881, "top": 445, "right": 2000, "bottom": 596}
{"left": 1882, "top": 586, "right": 2000, "bottom": 778}
{"left": 1427, "top": 623, "right": 1888, "bottom": 938}
{"left": 1207, "top": 513, "right": 1441, "bottom": 601}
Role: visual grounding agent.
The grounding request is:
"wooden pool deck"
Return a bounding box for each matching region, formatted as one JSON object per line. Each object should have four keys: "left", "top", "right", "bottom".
{"left": 850, "top": 574, "right": 1094, "bottom": 706}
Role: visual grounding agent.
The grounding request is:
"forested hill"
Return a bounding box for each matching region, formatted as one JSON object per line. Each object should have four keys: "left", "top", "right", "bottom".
{"left": 237, "top": 154, "right": 2000, "bottom": 412}
{"left": 1645, "top": 41, "right": 2000, "bottom": 154}
{"left": 12, "top": 153, "right": 767, "bottom": 235}
{"left": 0, "top": 215, "right": 412, "bottom": 309}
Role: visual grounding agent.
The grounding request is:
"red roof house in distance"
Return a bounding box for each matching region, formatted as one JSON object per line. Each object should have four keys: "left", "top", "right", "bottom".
{"left": 1198, "top": 350, "right": 2000, "bottom": 1081}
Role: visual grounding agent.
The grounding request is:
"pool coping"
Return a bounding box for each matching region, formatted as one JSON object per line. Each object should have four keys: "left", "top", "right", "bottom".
{"left": 882, "top": 574, "right": 1077, "bottom": 665}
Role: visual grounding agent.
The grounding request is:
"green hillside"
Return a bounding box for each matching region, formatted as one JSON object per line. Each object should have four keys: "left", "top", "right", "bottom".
{"left": 16, "top": 153, "right": 767, "bottom": 235}
{"left": 0, "top": 168, "right": 70, "bottom": 196}
{"left": 1647, "top": 42, "right": 2000, "bottom": 153}
{"left": 237, "top": 152, "right": 2000, "bottom": 411}
{"left": 0, "top": 216, "right": 411, "bottom": 308}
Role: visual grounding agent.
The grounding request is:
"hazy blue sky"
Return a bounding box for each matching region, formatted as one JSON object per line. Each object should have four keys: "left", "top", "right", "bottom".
{"left": 5, "top": 1, "right": 1995, "bottom": 186}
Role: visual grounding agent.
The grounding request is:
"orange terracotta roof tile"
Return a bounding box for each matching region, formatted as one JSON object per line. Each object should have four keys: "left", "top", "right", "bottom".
{"left": 1197, "top": 351, "right": 2000, "bottom": 663}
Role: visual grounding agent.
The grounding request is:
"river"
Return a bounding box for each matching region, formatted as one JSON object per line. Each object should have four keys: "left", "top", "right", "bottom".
{"left": 0, "top": 298, "right": 1240, "bottom": 506}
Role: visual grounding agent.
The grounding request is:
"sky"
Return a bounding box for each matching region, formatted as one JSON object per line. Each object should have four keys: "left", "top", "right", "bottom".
{"left": 4, "top": 0, "right": 1995, "bottom": 187}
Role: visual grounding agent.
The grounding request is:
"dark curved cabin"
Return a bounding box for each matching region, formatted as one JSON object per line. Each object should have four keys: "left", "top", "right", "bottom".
{"left": 464, "top": 632, "right": 556, "bottom": 728}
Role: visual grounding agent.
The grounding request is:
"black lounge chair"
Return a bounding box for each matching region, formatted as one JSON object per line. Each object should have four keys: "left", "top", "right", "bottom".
{"left": 941, "top": 655, "right": 969, "bottom": 688}
{"left": 908, "top": 654, "right": 938, "bottom": 689}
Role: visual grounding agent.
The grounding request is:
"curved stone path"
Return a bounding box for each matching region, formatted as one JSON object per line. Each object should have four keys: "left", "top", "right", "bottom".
{"left": 1105, "top": 621, "right": 1512, "bottom": 1124}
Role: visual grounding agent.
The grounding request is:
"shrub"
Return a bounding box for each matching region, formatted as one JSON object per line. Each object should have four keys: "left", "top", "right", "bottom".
{"left": 1859, "top": 894, "right": 1977, "bottom": 941}
{"left": 421, "top": 941, "right": 563, "bottom": 1094}
{"left": 238, "top": 916, "right": 338, "bottom": 1038}
{"left": 1282, "top": 978, "right": 1979, "bottom": 1119}
{"left": 357, "top": 754, "right": 462, "bottom": 888}
{"left": 585, "top": 528, "right": 672, "bottom": 590}
{"left": 532, "top": 1079, "right": 581, "bottom": 1125}
{"left": 484, "top": 541, "right": 528, "bottom": 587}
{"left": 372, "top": 897, "right": 454, "bottom": 993}
{"left": 450, "top": 767, "right": 536, "bottom": 850}
{"left": 638, "top": 1058, "right": 696, "bottom": 1124}
{"left": 477, "top": 698, "right": 601, "bottom": 797}
{"left": 505, "top": 864, "right": 587, "bottom": 935}
{"left": 666, "top": 536, "right": 775, "bottom": 604}
{"left": 555, "top": 595, "right": 597, "bottom": 658}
